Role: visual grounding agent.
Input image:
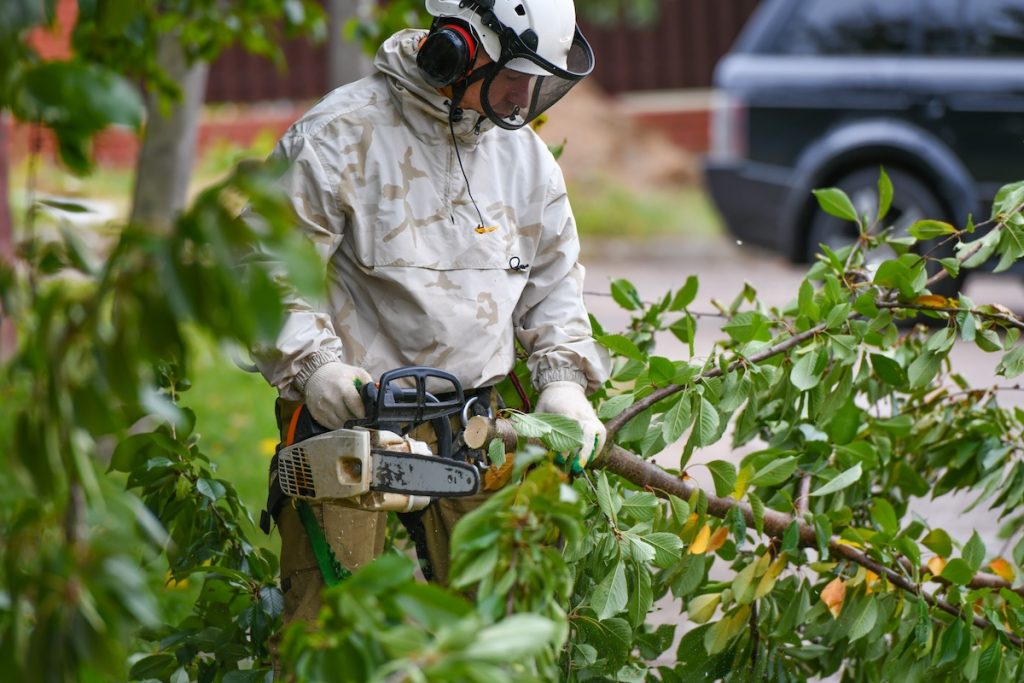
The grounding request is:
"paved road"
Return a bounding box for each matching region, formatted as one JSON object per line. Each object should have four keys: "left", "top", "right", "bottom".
{"left": 580, "top": 235, "right": 1024, "bottom": 671}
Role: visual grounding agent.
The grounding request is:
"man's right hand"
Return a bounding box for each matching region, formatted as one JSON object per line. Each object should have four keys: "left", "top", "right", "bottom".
{"left": 303, "top": 362, "right": 373, "bottom": 429}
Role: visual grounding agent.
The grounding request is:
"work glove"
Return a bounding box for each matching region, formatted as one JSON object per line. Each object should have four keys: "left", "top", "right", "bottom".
{"left": 303, "top": 361, "right": 373, "bottom": 429}
{"left": 376, "top": 429, "right": 433, "bottom": 456}
{"left": 534, "top": 381, "right": 606, "bottom": 472}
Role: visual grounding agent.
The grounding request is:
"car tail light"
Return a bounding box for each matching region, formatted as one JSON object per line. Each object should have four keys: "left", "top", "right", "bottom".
{"left": 709, "top": 91, "right": 747, "bottom": 162}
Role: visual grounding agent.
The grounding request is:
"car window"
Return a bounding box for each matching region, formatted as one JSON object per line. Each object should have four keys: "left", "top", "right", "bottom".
{"left": 763, "top": 0, "right": 964, "bottom": 56}
{"left": 965, "top": 0, "right": 1024, "bottom": 56}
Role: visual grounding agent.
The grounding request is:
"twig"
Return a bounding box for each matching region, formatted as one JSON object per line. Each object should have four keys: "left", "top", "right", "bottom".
{"left": 796, "top": 473, "right": 811, "bottom": 518}
{"left": 604, "top": 322, "right": 828, "bottom": 440}
{"left": 875, "top": 300, "right": 1024, "bottom": 330}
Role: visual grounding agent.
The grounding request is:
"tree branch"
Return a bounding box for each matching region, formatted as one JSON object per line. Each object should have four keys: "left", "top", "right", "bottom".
{"left": 604, "top": 322, "right": 828, "bottom": 440}
{"left": 469, "top": 418, "right": 1024, "bottom": 647}
{"left": 875, "top": 301, "right": 1024, "bottom": 330}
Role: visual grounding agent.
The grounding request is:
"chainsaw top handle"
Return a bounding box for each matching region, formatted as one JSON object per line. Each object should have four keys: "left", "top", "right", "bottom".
{"left": 343, "top": 367, "right": 465, "bottom": 459}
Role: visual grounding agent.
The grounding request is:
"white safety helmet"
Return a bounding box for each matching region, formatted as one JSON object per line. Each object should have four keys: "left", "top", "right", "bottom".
{"left": 420, "top": 0, "right": 595, "bottom": 129}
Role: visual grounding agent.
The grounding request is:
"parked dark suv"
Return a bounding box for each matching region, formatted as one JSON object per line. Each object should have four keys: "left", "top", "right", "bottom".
{"left": 703, "top": 0, "right": 1024, "bottom": 285}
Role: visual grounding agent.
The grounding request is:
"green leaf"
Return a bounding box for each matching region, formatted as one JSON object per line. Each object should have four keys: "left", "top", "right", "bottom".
{"left": 620, "top": 491, "right": 658, "bottom": 523}
{"left": 706, "top": 460, "right": 737, "bottom": 498}
{"left": 977, "top": 640, "right": 1003, "bottom": 682}
{"left": 848, "top": 597, "right": 878, "bottom": 643}
{"left": 962, "top": 531, "right": 986, "bottom": 573}
{"left": 703, "top": 605, "right": 750, "bottom": 655}
{"left": 722, "top": 311, "right": 770, "bottom": 343}
{"left": 871, "top": 498, "right": 899, "bottom": 535}
{"left": 939, "top": 558, "right": 975, "bottom": 585}
{"left": 611, "top": 278, "right": 643, "bottom": 311}
{"left": 463, "top": 614, "right": 557, "bottom": 661}
{"left": 877, "top": 167, "right": 893, "bottom": 222}
{"left": 909, "top": 220, "right": 957, "bottom": 240}
{"left": 598, "top": 393, "right": 634, "bottom": 421}
{"left": 649, "top": 356, "right": 676, "bottom": 387}
{"left": 670, "top": 276, "right": 699, "bottom": 311}
{"left": 939, "top": 257, "right": 961, "bottom": 279}
{"left": 813, "top": 187, "right": 859, "bottom": 223}
{"left": 645, "top": 532, "right": 684, "bottom": 568}
{"left": 874, "top": 255, "right": 927, "bottom": 299}
{"left": 798, "top": 279, "right": 820, "bottom": 321}
{"left": 509, "top": 411, "right": 550, "bottom": 439}
{"left": 810, "top": 463, "right": 862, "bottom": 497}
{"left": 598, "top": 334, "right": 645, "bottom": 361}
{"left": 922, "top": 529, "right": 952, "bottom": 558}
{"left": 196, "top": 478, "right": 226, "bottom": 502}
{"left": 686, "top": 593, "right": 721, "bottom": 624}
{"left": 487, "top": 438, "right": 506, "bottom": 467}
{"left": 661, "top": 393, "right": 694, "bottom": 444}
{"left": 596, "top": 472, "right": 620, "bottom": 524}
{"left": 669, "top": 315, "right": 696, "bottom": 356}
{"left": 748, "top": 492, "right": 765, "bottom": 535}
{"left": 695, "top": 397, "right": 721, "bottom": 447}
{"left": 591, "top": 559, "right": 628, "bottom": 620}
{"left": 129, "top": 654, "right": 178, "bottom": 681}
{"left": 908, "top": 352, "right": 942, "bottom": 389}
{"left": 790, "top": 350, "right": 823, "bottom": 391}
{"left": 750, "top": 456, "right": 798, "bottom": 487}
{"left": 870, "top": 353, "right": 907, "bottom": 387}
{"left": 828, "top": 400, "right": 863, "bottom": 446}
{"left": 668, "top": 495, "right": 690, "bottom": 525}
{"left": 996, "top": 344, "right": 1024, "bottom": 378}
{"left": 531, "top": 413, "right": 583, "bottom": 452}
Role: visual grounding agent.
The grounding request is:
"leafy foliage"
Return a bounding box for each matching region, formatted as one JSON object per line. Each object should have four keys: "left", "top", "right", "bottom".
{"left": 4, "top": 0, "right": 1024, "bottom": 680}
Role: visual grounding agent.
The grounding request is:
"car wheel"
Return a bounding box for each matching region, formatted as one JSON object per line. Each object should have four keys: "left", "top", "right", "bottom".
{"left": 805, "top": 167, "right": 964, "bottom": 300}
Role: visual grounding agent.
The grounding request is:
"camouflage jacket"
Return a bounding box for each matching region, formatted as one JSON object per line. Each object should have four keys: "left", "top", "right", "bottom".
{"left": 255, "top": 29, "right": 610, "bottom": 401}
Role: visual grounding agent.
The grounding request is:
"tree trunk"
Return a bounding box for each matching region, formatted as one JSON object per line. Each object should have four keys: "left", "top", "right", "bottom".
{"left": 0, "top": 113, "right": 16, "bottom": 362}
{"left": 130, "top": 33, "right": 209, "bottom": 231}
{"left": 326, "top": 0, "right": 373, "bottom": 89}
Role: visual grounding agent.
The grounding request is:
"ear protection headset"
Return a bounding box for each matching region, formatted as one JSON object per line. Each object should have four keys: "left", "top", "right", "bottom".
{"left": 416, "top": 18, "right": 481, "bottom": 88}
{"left": 417, "top": 0, "right": 507, "bottom": 88}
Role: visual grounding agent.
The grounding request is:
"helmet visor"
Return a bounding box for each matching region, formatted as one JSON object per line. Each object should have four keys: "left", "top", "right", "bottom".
{"left": 480, "top": 26, "right": 594, "bottom": 130}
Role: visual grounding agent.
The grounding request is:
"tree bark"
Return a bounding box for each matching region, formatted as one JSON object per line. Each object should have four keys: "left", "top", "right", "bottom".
{"left": 129, "top": 33, "right": 209, "bottom": 231}
{"left": 326, "top": 0, "right": 373, "bottom": 89}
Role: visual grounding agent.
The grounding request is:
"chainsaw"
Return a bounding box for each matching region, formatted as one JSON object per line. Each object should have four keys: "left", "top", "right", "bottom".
{"left": 271, "top": 367, "right": 482, "bottom": 516}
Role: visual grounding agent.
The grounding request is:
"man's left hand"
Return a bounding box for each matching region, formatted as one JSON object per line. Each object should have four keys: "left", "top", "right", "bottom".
{"left": 534, "top": 381, "right": 606, "bottom": 471}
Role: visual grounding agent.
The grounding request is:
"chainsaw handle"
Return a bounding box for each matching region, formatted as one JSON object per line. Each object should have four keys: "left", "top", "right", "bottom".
{"left": 359, "top": 367, "right": 464, "bottom": 425}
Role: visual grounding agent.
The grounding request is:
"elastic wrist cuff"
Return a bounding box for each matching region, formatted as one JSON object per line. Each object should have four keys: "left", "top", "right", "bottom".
{"left": 292, "top": 349, "right": 340, "bottom": 393}
{"left": 535, "top": 368, "right": 588, "bottom": 392}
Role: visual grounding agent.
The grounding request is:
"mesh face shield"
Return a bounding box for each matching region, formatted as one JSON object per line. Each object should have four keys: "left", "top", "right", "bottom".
{"left": 477, "top": 25, "right": 594, "bottom": 130}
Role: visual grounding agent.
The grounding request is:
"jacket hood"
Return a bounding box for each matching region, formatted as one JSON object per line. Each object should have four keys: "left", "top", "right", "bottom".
{"left": 374, "top": 29, "right": 494, "bottom": 142}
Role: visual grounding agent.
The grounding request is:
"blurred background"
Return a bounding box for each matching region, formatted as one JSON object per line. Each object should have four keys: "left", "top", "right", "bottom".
{"left": 5, "top": 0, "right": 1024, "bottom": 541}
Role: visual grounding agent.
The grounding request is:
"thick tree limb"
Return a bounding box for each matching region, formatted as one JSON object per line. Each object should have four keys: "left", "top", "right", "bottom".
{"left": 468, "top": 418, "right": 1024, "bottom": 647}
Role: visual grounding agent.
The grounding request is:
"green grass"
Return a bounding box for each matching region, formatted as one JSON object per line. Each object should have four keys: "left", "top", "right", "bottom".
{"left": 178, "top": 331, "right": 280, "bottom": 546}
{"left": 570, "top": 180, "right": 722, "bottom": 239}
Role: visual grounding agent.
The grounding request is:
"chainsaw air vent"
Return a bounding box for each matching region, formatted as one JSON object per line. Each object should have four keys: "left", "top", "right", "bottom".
{"left": 279, "top": 446, "right": 317, "bottom": 498}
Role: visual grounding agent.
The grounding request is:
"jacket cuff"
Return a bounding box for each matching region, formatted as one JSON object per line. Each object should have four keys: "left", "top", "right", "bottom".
{"left": 292, "top": 349, "right": 340, "bottom": 393}
{"left": 535, "top": 367, "right": 588, "bottom": 392}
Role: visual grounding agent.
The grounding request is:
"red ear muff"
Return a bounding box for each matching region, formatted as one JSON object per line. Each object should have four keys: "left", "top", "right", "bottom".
{"left": 417, "top": 22, "right": 479, "bottom": 88}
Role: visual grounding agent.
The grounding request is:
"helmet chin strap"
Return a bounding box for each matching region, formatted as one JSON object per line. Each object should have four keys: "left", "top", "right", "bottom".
{"left": 447, "top": 63, "right": 501, "bottom": 124}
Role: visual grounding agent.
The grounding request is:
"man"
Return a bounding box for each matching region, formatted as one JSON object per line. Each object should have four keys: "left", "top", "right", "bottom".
{"left": 254, "top": 0, "right": 609, "bottom": 625}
